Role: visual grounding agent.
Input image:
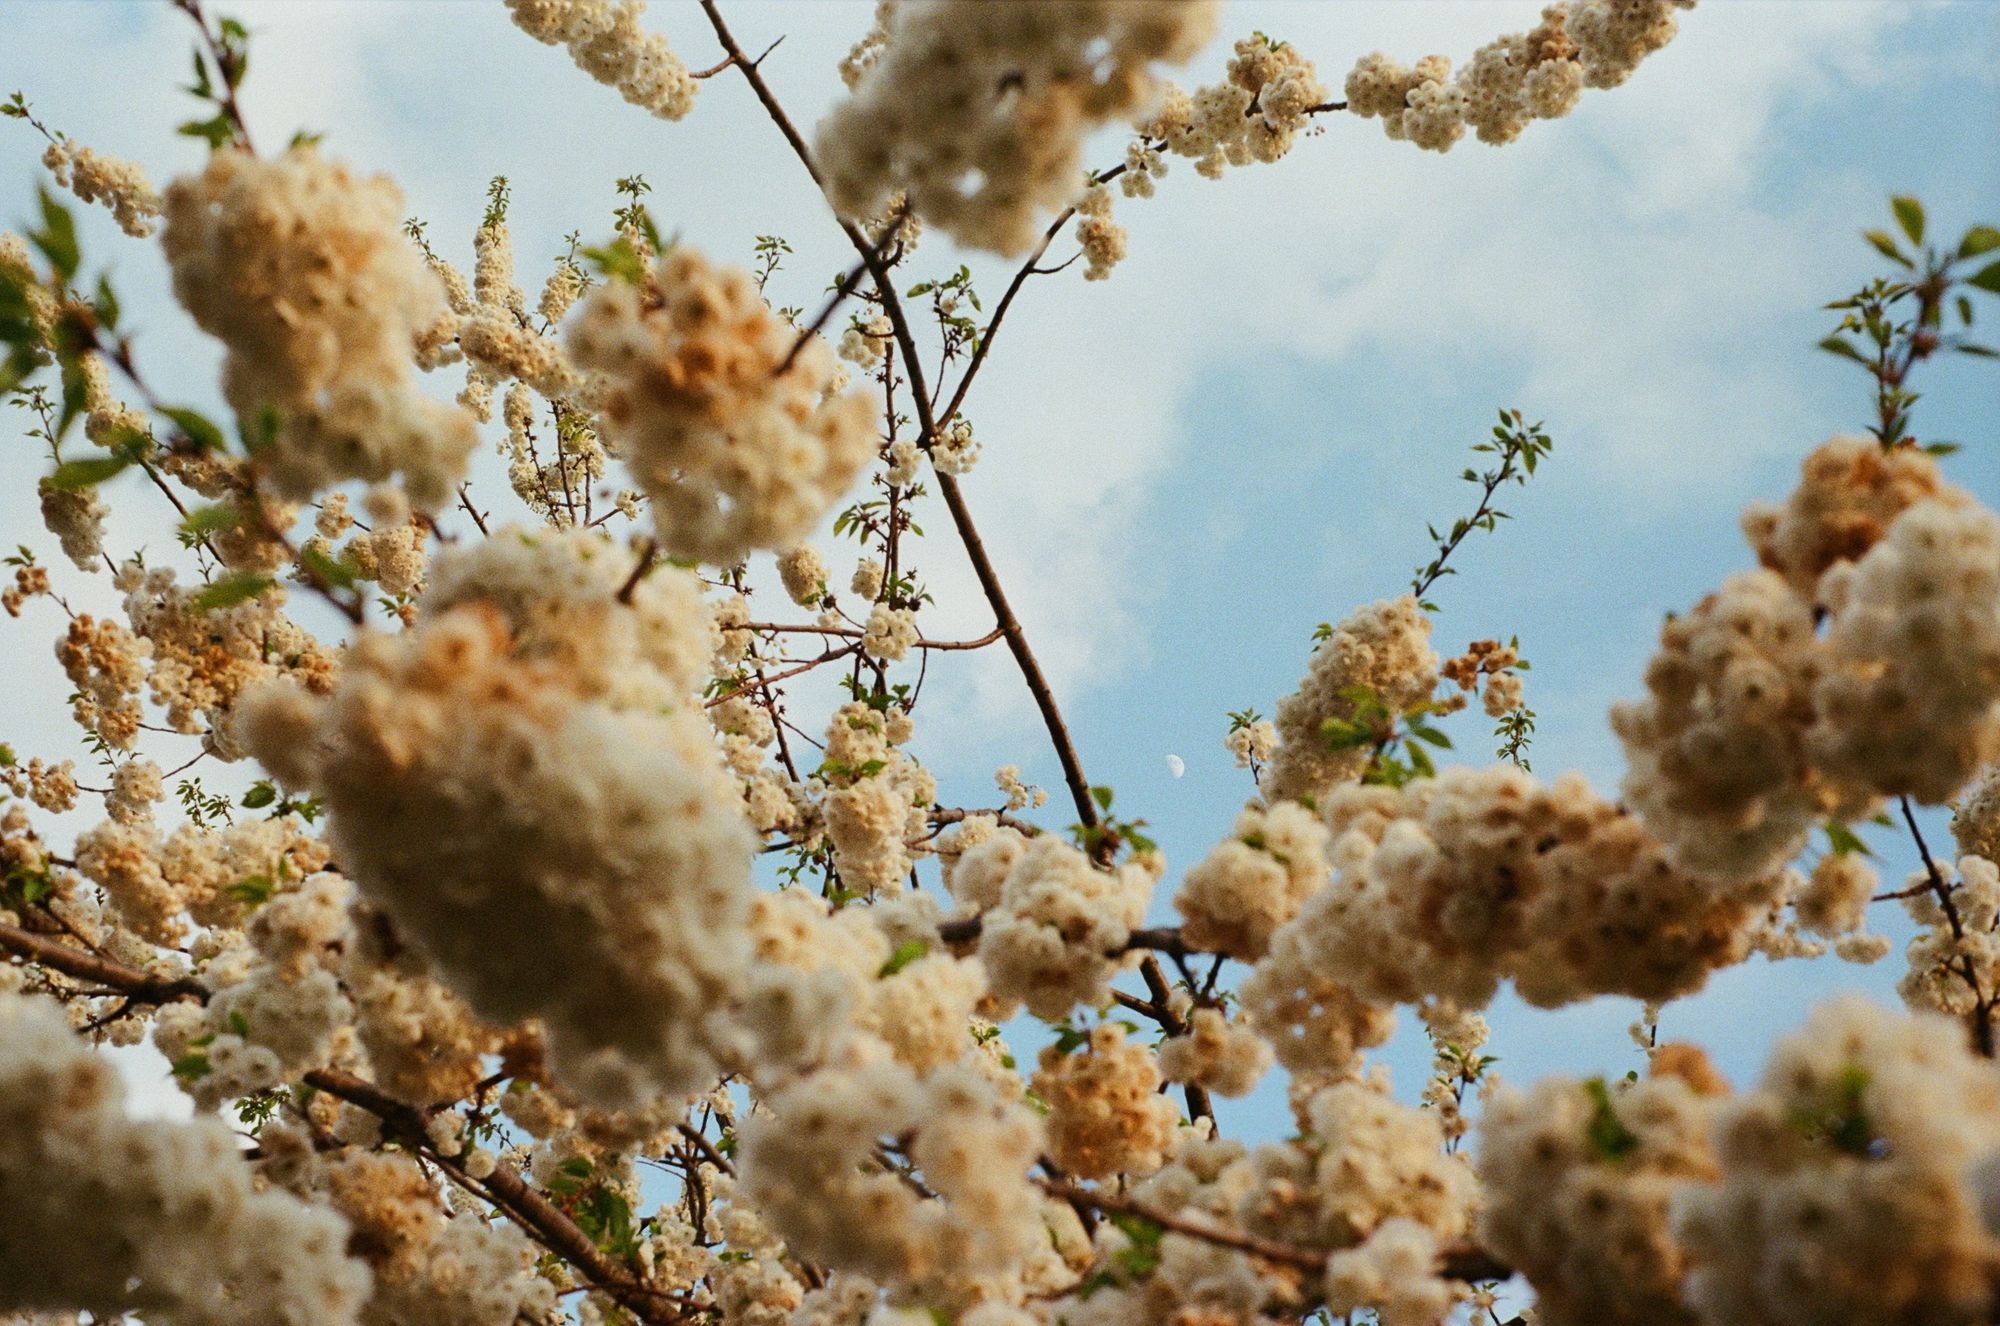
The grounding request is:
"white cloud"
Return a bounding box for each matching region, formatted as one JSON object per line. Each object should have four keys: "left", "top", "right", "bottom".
{"left": 0, "top": 0, "right": 1956, "bottom": 770}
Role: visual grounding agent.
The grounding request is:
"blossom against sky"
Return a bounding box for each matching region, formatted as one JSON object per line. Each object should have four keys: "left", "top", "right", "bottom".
{"left": 1, "top": 0, "right": 1997, "bottom": 1119}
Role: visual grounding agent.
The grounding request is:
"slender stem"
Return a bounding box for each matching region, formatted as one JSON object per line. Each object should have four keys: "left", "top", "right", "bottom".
{"left": 170, "top": 0, "right": 257, "bottom": 154}
{"left": 0, "top": 923, "right": 692, "bottom": 1324}
{"left": 0, "top": 919, "right": 207, "bottom": 1003}
{"left": 699, "top": 0, "right": 1101, "bottom": 832}
{"left": 1040, "top": 1177, "right": 1510, "bottom": 1286}
{"left": 741, "top": 620, "right": 1003, "bottom": 652}
{"left": 1901, "top": 795, "right": 1994, "bottom": 1055}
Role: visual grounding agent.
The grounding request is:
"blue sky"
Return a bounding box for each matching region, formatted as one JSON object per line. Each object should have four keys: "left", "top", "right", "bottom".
{"left": 1, "top": 1, "right": 1998, "bottom": 1128}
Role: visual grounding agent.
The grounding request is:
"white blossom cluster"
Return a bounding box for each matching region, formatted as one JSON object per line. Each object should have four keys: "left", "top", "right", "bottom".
{"left": 42, "top": 138, "right": 159, "bottom": 237}
{"left": 1478, "top": 1068, "right": 1720, "bottom": 1326}
{"left": 740, "top": 1050, "right": 1047, "bottom": 1313}
{"left": 152, "top": 872, "right": 357, "bottom": 1111}
{"left": 567, "top": 247, "right": 876, "bottom": 563}
{"left": 116, "top": 559, "right": 337, "bottom": 758}
{"left": 0, "top": 989, "right": 371, "bottom": 1326}
{"left": 1157, "top": 1004, "right": 1273, "bottom": 1099}
{"left": 1246, "top": 765, "right": 1791, "bottom": 1053}
{"left": 1346, "top": 0, "right": 1695, "bottom": 152}
{"left": 1617, "top": 439, "right": 2000, "bottom": 880}
{"left": 258, "top": 1141, "right": 556, "bottom": 1326}
{"left": 237, "top": 531, "right": 755, "bottom": 1108}
{"left": 952, "top": 829, "right": 1157, "bottom": 1020}
{"left": 1032, "top": 1023, "right": 1181, "bottom": 1179}
{"left": 1142, "top": 34, "right": 1330, "bottom": 183}
{"left": 820, "top": 700, "right": 935, "bottom": 896}
{"left": 1174, "top": 800, "right": 1330, "bottom": 960}
{"left": 814, "top": 1, "right": 1220, "bottom": 255}
{"left": 1897, "top": 853, "right": 2000, "bottom": 1022}
{"left": 504, "top": 0, "right": 697, "bottom": 121}
{"left": 1675, "top": 997, "right": 2000, "bottom": 1324}
{"left": 1263, "top": 594, "right": 1440, "bottom": 806}
{"left": 160, "top": 148, "right": 477, "bottom": 508}
{"left": 743, "top": 887, "right": 982, "bottom": 1076}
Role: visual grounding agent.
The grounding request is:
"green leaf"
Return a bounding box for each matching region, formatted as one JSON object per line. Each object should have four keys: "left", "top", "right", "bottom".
{"left": 1816, "top": 335, "right": 1869, "bottom": 364}
{"left": 1890, "top": 195, "right": 1925, "bottom": 247}
{"left": 1958, "top": 225, "right": 2000, "bottom": 260}
{"left": 47, "top": 455, "right": 131, "bottom": 490}
{"left": 298, "top": 544, "right": 357, "bottom": 591}
{"left": 241, "top": 780, "right": 278, "bottom": 810}
{"left": 177, "top": 113, "right": 235, "bottom": 150}
{"left": 192, "top": 571, "right": 272, "bottom": 612}
{"left": 580, "top": 235, "right": 645, "bottom": 285}
{"left": 1090, "top": 785, "right": 1114, "bottom": 812}
{"left": 159, "top": 405, "right": 226, "bottom": 453}
{"left": 171, "top": 1052, "right": 212, "bottom": 1080}
{"left": 1583, "top": 1077, "right": 1640, "bottom": 1162}
{"left": 30, "top": 187, "right": 79, "bottom": 282}
{"left": 180, "top": 503, "right": 242, "bottom": 538}
{"left": 55, "top": 351, "right": 87, "bottom": 442}
{"left": 226, "top": 873, "right": 276, "bottom": 906}
{"left": 93, "top": 273, "right": 119, "bottom": 332}
{"left": 1967, "top": 259, "right": 2000, "bottom": 295}
{"left": 878, "top": 938, "right": 929, "bottom": 978}
{"left": 1824, "top": 822, "right": 1874, "bottom": 859}
{"left": 1862, "top": 229, "right": 1911, "bottom": 268}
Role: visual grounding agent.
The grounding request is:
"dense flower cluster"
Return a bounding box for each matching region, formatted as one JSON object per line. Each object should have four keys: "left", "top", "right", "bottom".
{"left": 160, "top": 147, "right": 477, "bottom": 508}
{"left": 0, "top": 989, "right": 370, "bottom": 1325}
{"left": 43, "top": 138, "right": 160, "bottom": 236}
{"left": 1174, "top": 800, "right": 1330, "bottom": 959}
{"left": 1618, "top": 439, "right": 2000, "bottom": 879}
{"left": 1810, "top": 499, "right": 2000, "bottom": 803}
{"left": 1741, "top": 433, "right": 1969, "bottom": 595}
{"left": 820, "top": 700, "right": 934, "bottom": 896}
{"left": 1346, "top": 1, "right": 1695, "bottom": 152}
{"left": 1478, "top": 1070, "right": 1719, "bottom": 1326}
{"left": 815, "top": 1, "right": 1220, "bottom": 255}
{"left": 1157, "top": 1005, "right": 1272, "bottom": 1098}
{"left": 1263, "top": 594, "right": 1439, "bottom": 806}
{"left": 1676, "top": 997, "right": 2000, "bottom": 1324}
{"left": 1143, "top": 34, "right": 1329, "bottom": 181}
{"left": 504, "top": 0, "right": 697, "bottom": 121}
{"left": 1897, "top": 853, "right": 2000, "bottom": 1021}
{"left": 236, "top": 534, "right": 753, "bottom": 1107}
{"left": 955, "top": 830, "right": 1157, "bottom": 1020}
{"left": 740, "top": 1051, "right": 1046, "bottom": 1311}
{"left": 1032, "top": 1023, "right": 1181, "bottom": 1179}
{"left": 1251, "top": 765, "right": 1789, "bottom": 1019}
{"left": 1609, "top": 569, "right": 1832, "bottom": 882}
{"left": 567, "top": 247, "right": 876, "bottom": 563}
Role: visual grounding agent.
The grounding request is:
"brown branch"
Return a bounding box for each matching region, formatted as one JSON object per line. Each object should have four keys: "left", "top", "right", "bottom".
{"left": 1040, "top": 1178, "right": 1509, "bottom": 1287}
{"left": 616, "top": 538, "right": 659, "bottom": 605}
{"left": 0, "top": 925, "right": 690, "bottom": 1323}
{"left": 927, "top": 805, "right": 1042, "bottom": 838}
{"left": 457, "top": 483, "right": 490, "bottom": 536}
{"left": 776, "top": 205, "right": 907, "bottom": 377}
{"left": 1902, "top": 795, "right": 1994, "bottom": 1056}
{"left": 705, "top": 645, "right": 856, "bottom": 709}
{"left": 700, "top": 0, "right": 1103, "bottom": 833}
{"left": 741, "top": 620, "right": 1003, "bottom": 652}
{"left": 306, "top": 1069, "right": 691, "bottom": 1325}
{"left": 0, "top": 920, "right": 207, "bottom": 1003}
{"left": 170, "top": 0, "right": 257, "bottom": 155}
